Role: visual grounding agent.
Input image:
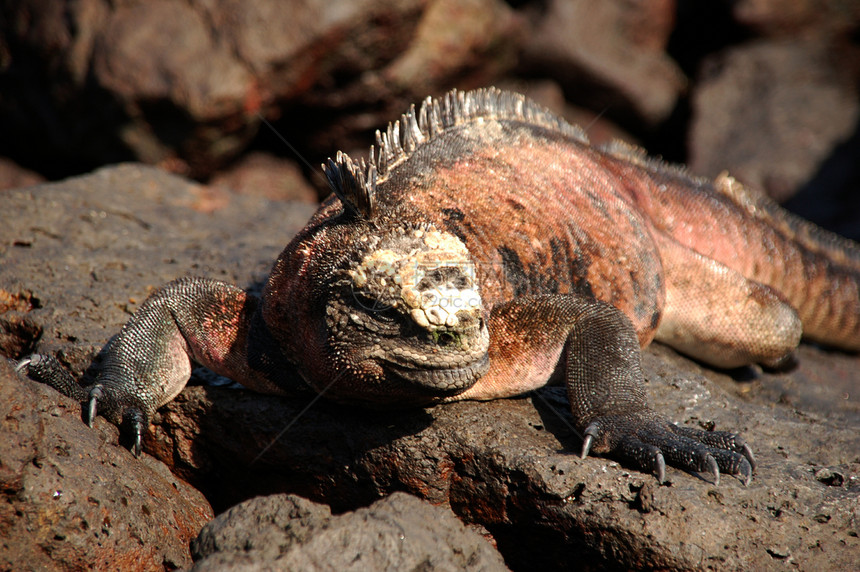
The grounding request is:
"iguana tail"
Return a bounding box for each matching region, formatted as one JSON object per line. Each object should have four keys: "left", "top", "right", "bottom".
{"left": 701, "top": 172, "right": 860, "bottom": 351}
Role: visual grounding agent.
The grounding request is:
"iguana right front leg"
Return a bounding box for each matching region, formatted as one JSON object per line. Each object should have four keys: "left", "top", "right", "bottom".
{"left": 457, "top": 295, "right": 756, "bottom": 484}
{"left": 18, "top": 277, "right": 292, "bottom": 455}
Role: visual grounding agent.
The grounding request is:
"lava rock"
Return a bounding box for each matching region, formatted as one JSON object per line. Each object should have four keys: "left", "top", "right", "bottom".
{"left": 0, "top": 359, "right": 213, "bottom": 571}
{"left": 189, "top": 492, "right": 509, "bottom": 571}
{"left": 520, "top": 0, "right": 685, "bottom": 125}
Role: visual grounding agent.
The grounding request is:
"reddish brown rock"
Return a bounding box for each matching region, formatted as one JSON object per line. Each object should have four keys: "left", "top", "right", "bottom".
{"left": 520, "top": 0, "right": 685, "bottom": 124}
{"left": 0, "top": 0, "right": 522, "bottom": 177}
{"left": 0, "top": 359, "right": 213, "bottom": 571}
{"left": 380, "top": 0, "right": 525, "bottom": 95}
{"left": 291, "top": 0, "right": 525, "bottom": 153}
{"left": 0, "top": 158, "right": 45, "bottom": 191}
{"left": 93, "top": 2, "right": 252, "bottom": 122}
{"left": 732, "top": 0, "right": 860, "bottom": 37}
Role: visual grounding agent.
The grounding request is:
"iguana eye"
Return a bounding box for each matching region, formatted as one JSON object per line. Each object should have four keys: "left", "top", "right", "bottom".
{"left": 352, "top": 292, "right": 394, "bottom": 314}
{"left": 347, "top": 295, "right": 401, "bottom": 333}
{"left": 370, "top": 306, "right": 398, "bottom": 324}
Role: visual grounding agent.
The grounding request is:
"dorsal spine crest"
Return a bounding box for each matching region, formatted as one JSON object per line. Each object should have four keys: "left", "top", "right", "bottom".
{"left": 322, "top": 87, "right": 588, "bottom": 219}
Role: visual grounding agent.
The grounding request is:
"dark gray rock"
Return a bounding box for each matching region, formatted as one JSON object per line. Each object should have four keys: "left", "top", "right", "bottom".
{"left": 688, "top": 39, "right": 859, "bottom": 202}
{"left": 2, "top": 165, "right": 859, "bottom": 571}
{"left": 153, "top": 344, "right": 860, "bottom": 571}
{"left": 0, "top": 163, "right": 315, "bottom": 370}
{"left": 189, "top": 492, "right": 509, "bottom": 571}
{"left": 190, "top": 494, "right": 332, "bottom": 566}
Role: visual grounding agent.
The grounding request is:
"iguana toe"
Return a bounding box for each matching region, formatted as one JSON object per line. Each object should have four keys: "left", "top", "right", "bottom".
{"left": 667, "top": 424, "right": 756, "bottom": 484}
{"left": 581, "top": 412, "right": 755, "bottom": 485}
{"left": 738, "top": 457, "right": 753, "bottom": 486}
{"left": 17, "top": 354, "right": 151, "bottom": 456}
{"left": 17, "top": 354, "right": 88, "bottom": 401}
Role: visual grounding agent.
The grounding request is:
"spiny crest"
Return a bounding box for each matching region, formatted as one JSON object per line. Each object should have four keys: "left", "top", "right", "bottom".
{"left": 324, "top": 151, "right": 377, "bottom": 219}
{"left": 322, "top": 87, "right": 588, "bottom": 219}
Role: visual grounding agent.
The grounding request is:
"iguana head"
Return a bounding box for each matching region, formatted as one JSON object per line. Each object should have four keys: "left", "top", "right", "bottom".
{"left": 273, "top": 89, "right": 554, "bottom": 403}
{"left": 331, "top": 223, "right": 490, "bottom": 403}
{"left": 267, "top": 215, "right": 490, "bottom": 405}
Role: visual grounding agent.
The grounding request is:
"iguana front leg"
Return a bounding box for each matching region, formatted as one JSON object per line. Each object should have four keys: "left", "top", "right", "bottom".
{"left": 17, "top": 277, "right": 293, "bottom": 455}
{"left": 457, "top": 295, "right": 756, "bottom": 484}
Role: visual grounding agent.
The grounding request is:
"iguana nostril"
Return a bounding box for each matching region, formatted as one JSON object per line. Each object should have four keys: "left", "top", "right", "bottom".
{"left": 437, "top": 332, "right": 455, "bottom": 346}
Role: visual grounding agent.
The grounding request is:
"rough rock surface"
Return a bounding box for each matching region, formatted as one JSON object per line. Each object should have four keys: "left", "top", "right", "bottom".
{"left": 209, "top": 152, "right": 320, "bottom": 203}
{"left": 2, "top": 165, "right": 859, "bottom": 571}
{"left": 150, "top": 346, "right": 860, "bottom": 571}
{"left": 189, "top": 492, "right": 509, "bottom": 571}
{"left": 0, "top": 164, "right": 315, "bottom": 570}
{"left": 731, "top": 0, "right": 860, "bottom": 37}
{"left": 0, "top": 163, "right": 316, "bottom": 370}
{"left": 0, "top": 359, "right": 213, "bottom": 571}
{"left": 0, "top": 158, "right": 45, "bottom": 191}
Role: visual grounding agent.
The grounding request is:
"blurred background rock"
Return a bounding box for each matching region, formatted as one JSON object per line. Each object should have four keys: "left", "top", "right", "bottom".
{"left": 1, "top": 0, "right": 858, "bottom": 235}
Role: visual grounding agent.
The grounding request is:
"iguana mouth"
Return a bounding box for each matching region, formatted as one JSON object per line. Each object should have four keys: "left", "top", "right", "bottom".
{"left": 384, "top": 354, "right": 489, "bottom": 394}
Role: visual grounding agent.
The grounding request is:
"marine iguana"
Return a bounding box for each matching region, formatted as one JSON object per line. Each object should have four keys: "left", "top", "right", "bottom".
{"left": 18, "top": 88, "right": 860, "bottom": 485}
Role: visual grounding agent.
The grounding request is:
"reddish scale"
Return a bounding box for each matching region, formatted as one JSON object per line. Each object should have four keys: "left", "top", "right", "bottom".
{"left": 196, "top": 291, "right": 249, "bottom": 376}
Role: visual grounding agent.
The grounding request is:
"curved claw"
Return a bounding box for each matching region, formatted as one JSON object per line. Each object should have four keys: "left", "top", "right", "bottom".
{"left": 742, "top": 442, "right": 757, "bottom": 472}
{"left": 87, "top": 385, "right": 104, "bottom": 428}
{"left": 654, "top": 452, "right": 666, "bottom": 484}
{"left": 132, "top": 417, "right": 143, "bottom": 458}
{"left": 737, "top": 457, "right": 753, "bottom": 486}
{"left": 581, "top": 435, "right": 592, "bottom": 459}
{"left": 14, "top": 356, "right": 33, "bottom": 374}
{"left": 124, "top": 408, "right": 146, "bottom": 458}
{"left": 705, "top": 454, "right": 720, "bottom": 486}
{"left": 580, "top": 422, "right": 599, "bottom": 459}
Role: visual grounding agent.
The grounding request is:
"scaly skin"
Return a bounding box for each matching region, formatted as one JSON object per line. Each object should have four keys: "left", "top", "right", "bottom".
{"left": 19, "top": 88, "right": 860, "bottom": 485}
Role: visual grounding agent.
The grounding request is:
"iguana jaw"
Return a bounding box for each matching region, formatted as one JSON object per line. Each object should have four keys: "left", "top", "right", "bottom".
{"left": 383, "top": 352, "right": 490, "bottom": 395}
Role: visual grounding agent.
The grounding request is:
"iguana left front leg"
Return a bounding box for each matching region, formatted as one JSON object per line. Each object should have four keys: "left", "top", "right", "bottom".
{"left": 18, "top": 277, "right": 297, "bottom": 455}
{"left": 456, "top": 295, "right": 756, "bottom": 484}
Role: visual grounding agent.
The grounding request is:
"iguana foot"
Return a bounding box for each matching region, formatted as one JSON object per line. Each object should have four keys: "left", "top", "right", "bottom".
{"left": 580, "top": 412, "right": 755, "bottom": 485}
{"left": 16, "top": 354, "right": 148, "bottom": 456}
